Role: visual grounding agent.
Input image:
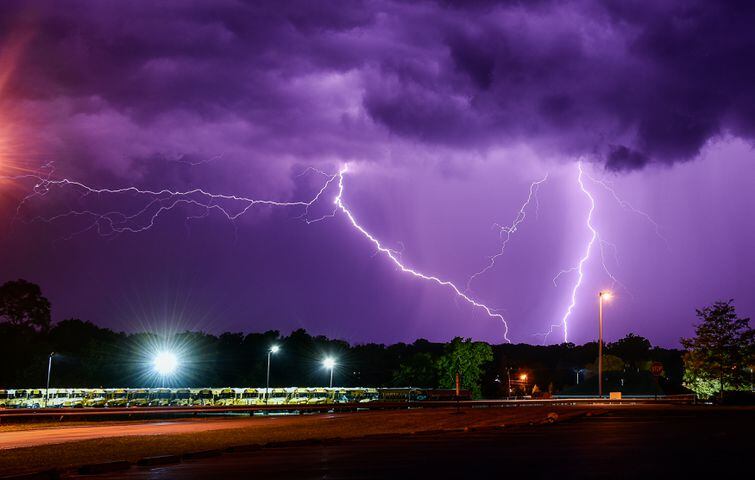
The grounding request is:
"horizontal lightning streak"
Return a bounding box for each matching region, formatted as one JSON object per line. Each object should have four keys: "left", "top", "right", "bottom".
{"left": 6, "top": 171, "right": 338, "bottom": 238}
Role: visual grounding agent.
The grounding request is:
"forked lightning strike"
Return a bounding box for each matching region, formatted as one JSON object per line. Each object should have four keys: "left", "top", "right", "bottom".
{"left": 546, "top": 162, "right": 598, "bottom": 343}
{"left": 4, "top": 165, "right": 512, "bottom": 341}
{"left": 5, "top": 159, "right": 666, "bottom": 345}
{"left": 583, "top": 171, "right": 670, "bottom": 250}
{"left": 466, "top": 174, "right": 548, "bottom": 292}
{"left": 545, "top": 160, "right": 660, "bottom": 343}
{"left": 334, "top": 165, "right": 512, "bottom": 342}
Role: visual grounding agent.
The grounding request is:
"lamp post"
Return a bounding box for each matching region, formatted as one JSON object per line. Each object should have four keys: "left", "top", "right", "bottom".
{"left": 598, "top": 291, "right": 612, "bottom": 397}
{"left": 519, "top": 373, "right": 528, "bottom": 397}
{"left": 45, "top": 352, "right": 55, "bottom": 408}
{"left": 323, "top": 357, "right": 336, "bottom": 388}
{"left": 265, "top": 345, "right": 280, "bottom": 404}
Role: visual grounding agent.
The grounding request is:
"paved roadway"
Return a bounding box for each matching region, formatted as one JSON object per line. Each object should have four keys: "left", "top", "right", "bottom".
{"left": 67, "top": 407, "right": 754, "bottom": 479}
{"left": 0, "top": 418, "right": 269, "bottom": 450}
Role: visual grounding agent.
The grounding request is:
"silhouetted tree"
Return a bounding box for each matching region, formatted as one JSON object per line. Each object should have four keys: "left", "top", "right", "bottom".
{"left": 0, "top": 279, "right": 51, "bottom": 331}
{"left": 585, "top": 354, "right": 625, "bottom": 375}
{"left": 608, "top": 333, "right": 651, "bottom": 370}
{"left": 392, "top": 352, "right": 437, "bottom": 387}
{"left": 0, "top": 311, "right": 687, "bottom": 394}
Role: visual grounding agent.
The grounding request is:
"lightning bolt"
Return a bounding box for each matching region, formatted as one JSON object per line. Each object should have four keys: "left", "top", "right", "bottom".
{"left": 334, "top": 165, "right": 511, "bottom": 342}
{"left": 5, "top": 164, "right": 513, "bottom": 341}
{"left": 583, "top": 171, "right": 670, "bottom": 251}
{"left": 6, "top": 169, "right": 338, "bottom": 239}
{"left": 544, "top": 161, "right": 645, "bottom": 344}
{"left": 466, "top": 174, "right": 548, "bottom": 292}
{"left": 545, "top": 161, "right": 598, "bottom": 343}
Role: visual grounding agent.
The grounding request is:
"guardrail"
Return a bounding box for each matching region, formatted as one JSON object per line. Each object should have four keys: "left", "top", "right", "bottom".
{"left": 0, "top": 396, "right": 697, "bottom": 423}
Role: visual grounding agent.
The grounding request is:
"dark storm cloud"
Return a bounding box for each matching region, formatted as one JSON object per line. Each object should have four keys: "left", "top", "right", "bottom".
{"left": 1, "top": 0, "right": 754, "bottom": 173}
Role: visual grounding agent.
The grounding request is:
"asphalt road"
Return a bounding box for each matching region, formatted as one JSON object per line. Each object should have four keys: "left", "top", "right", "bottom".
{"left": 67, "top": 407, "right": 754, "bottom": 479}
{"left": 0, "top": 418, "right": 265, "bottom": 450}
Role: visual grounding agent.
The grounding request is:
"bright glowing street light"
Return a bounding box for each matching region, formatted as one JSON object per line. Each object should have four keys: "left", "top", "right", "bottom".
{"left": 265, "top": 345, "right": 280, "bottom": 404}
{"left": 323, "top": 357, "right": 336, "bottom": 387}
{"left": 153, "top": 351, "right": 178, "bottom": 376}
{"left": 598, "top": 291, "right": 612, "bottom": 397}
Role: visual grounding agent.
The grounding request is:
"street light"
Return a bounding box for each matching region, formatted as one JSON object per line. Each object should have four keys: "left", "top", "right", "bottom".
{"left": 519, "top": 373, "right": 528, "bottom": 397}
{"left": 153, "top": 351, "right": 178, "bottom": 375}
{"left": 45, "top": 352, "right": 55, "bottom": 408}
{"left": 598, "top": 291, "right": 612, "bottom": 397}
{"left": 265, "top": 345, "right": 280, "bottom": 404}
{"left": 323, "top": 357, "right": 336, "bottom": 388}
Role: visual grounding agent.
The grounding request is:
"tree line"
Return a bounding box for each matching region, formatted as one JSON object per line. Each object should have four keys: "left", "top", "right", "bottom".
{"left": 1, "top": 279, "right": 752, "bottom": 399}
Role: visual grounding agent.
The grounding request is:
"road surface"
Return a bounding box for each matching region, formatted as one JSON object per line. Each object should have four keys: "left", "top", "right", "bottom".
{"left": 65, "top": 407, "right": 753, "bottom": 479}
{"left": 0, "top": 418, "right": 271, "bottom": 450}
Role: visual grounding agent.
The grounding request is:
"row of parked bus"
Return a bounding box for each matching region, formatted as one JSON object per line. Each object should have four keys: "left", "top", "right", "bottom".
{"left": 0, "top": 387, "right": 469, "bottom": 409}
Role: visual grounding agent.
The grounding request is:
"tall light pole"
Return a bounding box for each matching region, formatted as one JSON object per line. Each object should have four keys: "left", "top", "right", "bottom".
{"left": 45, "top": 352, "right": 55, "bottom": 408}
{"left": 323, "top": 357, "right": 336, "bottom": 388}
{"left": 598, "top": 291, "right": 612, "bottom": 397}
{"left": 265, "top": 345, "right": 280, "bottom": 404}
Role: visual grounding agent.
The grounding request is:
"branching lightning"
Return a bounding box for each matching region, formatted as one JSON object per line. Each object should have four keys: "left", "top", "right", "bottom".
{"left": 544, "top": 160, "right": 662, "bottom": 343}
{"left": 4, "top": 164, "right": 512, "bottom": 341}
{"left": 5, "top": 157, "right": 666, "bottom": 345}
{"left": 583, "top": 171, "right": 670, "bottom": 250}
{"left": 545, "top": 162, "right": 598, "bottom": 343}
{"left": 7, "top": 169, "right": 338, "bottom": 239}
{"left": 466, "top": 174, "right": 548, "bottom": 292}
{"left": 333, "top": 165, "right": 511, "bottom": 342}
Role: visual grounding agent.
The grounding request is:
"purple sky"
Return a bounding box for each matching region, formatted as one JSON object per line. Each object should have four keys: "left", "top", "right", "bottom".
{"left": 0, "top": 0, "right": 753, "bottom": 347}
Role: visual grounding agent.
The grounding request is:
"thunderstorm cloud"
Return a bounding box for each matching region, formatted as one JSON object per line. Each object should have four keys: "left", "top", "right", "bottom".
{"left": 1, "top": 0, "right": 753, "bottom": 179}
{"left": 1, "top": 1, "right": 754, "bottom": 346}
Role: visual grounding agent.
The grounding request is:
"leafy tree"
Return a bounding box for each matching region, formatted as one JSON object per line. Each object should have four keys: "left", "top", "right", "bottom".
{"left": 585, "top": 354, "right": 625, "bottom": 374}
{"left": 608, "top": 333, "right": 651, "bottom": 370}
{"left": 436, "top": 337, "right": 493, "bottom": 398}
{"left": 0, "top": 279, "right": 51, "bottom": 331}
{"left": 680, "top": 300, "right": 754, "bottom": 400}
{"left": 392, "top": 352, "right": 437, "bottom": 386}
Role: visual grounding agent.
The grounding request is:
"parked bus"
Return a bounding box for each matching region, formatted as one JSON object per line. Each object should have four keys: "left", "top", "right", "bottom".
{"left": 127, "top": 389, "right": 150, "bottom": 407}
{"left": 149, "top": 388, "right": 173, "bottom": 407}
{"left": 191, "top": 388, "right": 214, "bottom": 406}
{"left": 237, "top": 388, "right": 260, "bottom": 406}
{"left": 172, "top": 388, "right": 192, "bottom": 406}
{"left": 83, "top": 389, "right": 107, "bottom": 407}
{"left": 213, "top": 388, "right": 238, "bottom": 406}
{"left": 105, "top": 389, "right": 129, "bottom": 408}
{"left": 0, "top": 390, "right": 14, "bottom": 408}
